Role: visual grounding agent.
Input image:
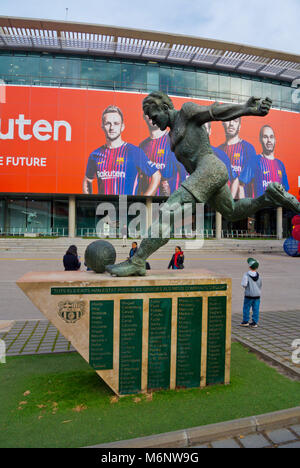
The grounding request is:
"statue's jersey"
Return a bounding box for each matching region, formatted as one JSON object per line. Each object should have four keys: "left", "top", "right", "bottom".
{"left": 253, "top": 155, "right": 289, "bottom": 197}
{"left": 218, "top": 140, "right": 258, "bottom": 197}
{"left": 139, "top": 133, "right": 188, "bottom": 195}
{"left": 85, "top": 143, "right": 157, "bottom": 195}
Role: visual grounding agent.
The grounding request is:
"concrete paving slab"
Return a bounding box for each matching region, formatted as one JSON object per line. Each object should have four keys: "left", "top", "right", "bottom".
{"left": 266, "top": 428, "right": 298, "bottom": 444}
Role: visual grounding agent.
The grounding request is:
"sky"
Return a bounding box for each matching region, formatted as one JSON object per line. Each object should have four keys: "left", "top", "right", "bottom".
{"left": 1, "top": 0, "right": 300, "bottom": 55}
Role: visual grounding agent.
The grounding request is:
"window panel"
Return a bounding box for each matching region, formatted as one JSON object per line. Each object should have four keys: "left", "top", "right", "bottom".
{"left": 0, "top": 55, "right": 15, "bottom": 80}
{"left": 159, "top": 66, "right": 172, "bottom": 94}
{"left": 121, "top": 63, "right": 146, "bottom": 91}
{"left": 231, "top": 76, "right": 242, "bottom": 99}
{"left": 251, "top": 80, "right": 262, "bottom": 97}
{"left": 207, "top": 73, "right": 219, "bottom": 99}
{"left": 271, "top": 83, "right": 281, "bottom": 108}
{"left": 262, "top": 81, "right": 272, "bottom": 98}
{"left": 219, "top": 75, "right": 230, "bottom": 99}
{"left": 196, "top": 72, "right": 208, "bottom": 97}
{"left": 281, "top": 86, "right": 292, "bottom": 110}
{"left": 241, "top": 79, "right": 252, "bottom": 99}
{"left": 147, "top": 65, "right": 159, "bottom": 92}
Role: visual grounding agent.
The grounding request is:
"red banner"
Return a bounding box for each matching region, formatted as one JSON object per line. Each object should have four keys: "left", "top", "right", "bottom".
{"left": 0, "top": 86, "right": 299, "bottom": 198}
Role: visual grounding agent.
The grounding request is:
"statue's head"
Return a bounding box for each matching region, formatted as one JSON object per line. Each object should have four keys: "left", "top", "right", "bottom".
{"left": 143, "top": 92, "right": 174, "bottom": 131}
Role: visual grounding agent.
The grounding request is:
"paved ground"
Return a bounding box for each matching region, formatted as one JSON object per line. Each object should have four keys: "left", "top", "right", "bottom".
{"left": 0, "top": 240, "right": 299, "bottom": 448}
{"left": 232, "top": 311, "right": 300, "bottom": 377}
{"left": 0, "top": 320, "right": 75, "bottom": 356}
{"left": 193, "top": 425, "right": 300, "bottom": 448}
{"left": 1, "top": 246, "right": 300, "bottom": 320}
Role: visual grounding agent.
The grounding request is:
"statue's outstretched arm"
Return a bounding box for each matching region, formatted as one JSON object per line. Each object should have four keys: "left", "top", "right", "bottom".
{"left": 206, "top": 97, "right": 272, "bottom": 123}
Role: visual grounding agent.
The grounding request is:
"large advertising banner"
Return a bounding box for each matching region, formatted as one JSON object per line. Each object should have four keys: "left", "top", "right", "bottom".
{"left": 0, "top": 85, "right": 299, "bottom": 199}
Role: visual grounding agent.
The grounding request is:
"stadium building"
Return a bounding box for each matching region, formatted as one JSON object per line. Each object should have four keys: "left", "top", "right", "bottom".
{"left": 0, "top": 16, "right": 299, "bottom": 239}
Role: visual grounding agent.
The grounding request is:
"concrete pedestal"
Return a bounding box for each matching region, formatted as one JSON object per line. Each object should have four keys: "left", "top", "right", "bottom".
{"left": 17, "top": 270, "right": 232, "bottom": 396}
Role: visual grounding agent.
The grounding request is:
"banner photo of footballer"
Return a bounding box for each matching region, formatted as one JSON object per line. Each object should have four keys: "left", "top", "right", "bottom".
{"left": 252, "top": 125, "right": 289, "bottom": 198}
{"left": 0, "top": 85, "right": 299, "bottom": 198}
{"left": 82, "top": 105, "right": 160, "bottom": 196}
{"left": 138, "top": 112, "right": 188, "bottom": 197}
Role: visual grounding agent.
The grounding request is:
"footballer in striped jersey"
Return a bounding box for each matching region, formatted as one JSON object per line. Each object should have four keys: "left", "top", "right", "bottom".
{"left": 83, "top": 106, "right": 161, "bottom": 195}
{"left": 138, "top": 113, "right": 188, "bottom": 196}
{"left": 219, "top": 118, "right": 259, "bottom": 199}
{"left": 253, "top": 125, "right": 289, "bottom": 197}
{"left": 204, "top": 122, "right": 238, "bottom": 196}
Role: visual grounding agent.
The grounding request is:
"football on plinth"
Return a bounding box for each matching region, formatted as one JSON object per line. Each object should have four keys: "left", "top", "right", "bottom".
{"left": 84, "top": 240, "right": 116, "bottom": 273}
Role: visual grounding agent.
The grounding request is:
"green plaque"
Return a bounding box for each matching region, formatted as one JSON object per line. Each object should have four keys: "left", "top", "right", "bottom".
{"left": 148, "top": 298, "right": 172, "bottom": 390}
{"left": 89, "top": 300, "right": 114, "bottom": 370}
{"left": 176, "top": 297, "right": 202, "bottom": 388}
{"left": 206, "top": 296, "right": 227, "bottom": 385}
{"left": 119, "top": 299, "right": 143, "bottom": 395}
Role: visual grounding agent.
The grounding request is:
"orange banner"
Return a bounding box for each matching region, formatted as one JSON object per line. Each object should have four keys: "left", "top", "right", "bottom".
{"left": 0, "top": 86, "right": 299, "bottom": 198}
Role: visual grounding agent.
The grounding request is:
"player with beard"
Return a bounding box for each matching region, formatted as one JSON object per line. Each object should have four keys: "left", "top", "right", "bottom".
{"left": 138, "top": 113, "right": 188, "bottom": 196}
{"left": 219, "top": 118, "right": 258, "bottom": 199}
{"left": 204, "top": 122, "right": 239, "bottom": 198}
{"left": 83, "top": 105, "right": 161, "bottom": 195}
{"left": 253, "top": 125, "right": 289, "bottom": 197}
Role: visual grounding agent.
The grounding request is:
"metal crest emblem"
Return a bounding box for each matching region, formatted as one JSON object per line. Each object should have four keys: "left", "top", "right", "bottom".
{"left": 58, "top": 301, "right": 86, "bottom": 324}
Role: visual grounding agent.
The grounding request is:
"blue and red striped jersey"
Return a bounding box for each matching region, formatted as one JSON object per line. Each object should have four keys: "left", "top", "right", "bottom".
{"left": 139, "top": 133, "right": 188, "bottom": 195}
{"left": 211, "top": 146, "right": 237, "bottom": 182}
{"left": 218, "top": 139, "right": 258, "bottom": 197}
{"left": 253, "top": 155, "right": 289, "bottom": 197}
{"left": 85, "top": 142, "right": 157, "bottom": 195}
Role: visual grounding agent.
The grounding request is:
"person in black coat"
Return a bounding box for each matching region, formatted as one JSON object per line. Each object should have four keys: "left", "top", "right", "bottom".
{"left": 168, "top": 246, "right": 184, "bottom": 270}
{"left": 63, "top": 245, "right": 81, "bottom": 271}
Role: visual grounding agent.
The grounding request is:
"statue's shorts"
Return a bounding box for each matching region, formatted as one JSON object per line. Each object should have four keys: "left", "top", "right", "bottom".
{"left": 181, "top": 153, "right": 229, "bottom": 204}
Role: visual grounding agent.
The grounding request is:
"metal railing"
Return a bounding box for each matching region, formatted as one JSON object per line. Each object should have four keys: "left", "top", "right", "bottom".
{"left": 0, "top": 226, "right": 277, "bottom": 239}
{"left": 0, "top": 227, "right": 69, "bottom": 237}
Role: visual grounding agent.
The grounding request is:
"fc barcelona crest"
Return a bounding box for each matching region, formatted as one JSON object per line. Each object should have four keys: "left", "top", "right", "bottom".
{"left": 58, "top": 301, "right": 86, "bottom": 323}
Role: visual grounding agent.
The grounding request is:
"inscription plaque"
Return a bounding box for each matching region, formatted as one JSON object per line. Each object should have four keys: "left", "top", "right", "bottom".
{"left": 51, "top": 284, "right": 227, "bottom": 296}
{"left": 119, "top": 299, "right": 143, "bottom": 395}
{"left": 206, "top": 296, "right": 227, "bottom": 385}
{"left": 176, "top": 297, "right": 202, "bottom": 388}
{"left": 18, "top": 271, "right": 232, "bottom": 396}
{"left": 89, "top": 300, "right": 114, "bottom": 370}
{"left": 148, "top": 298, "right": 172, "bottom": 390}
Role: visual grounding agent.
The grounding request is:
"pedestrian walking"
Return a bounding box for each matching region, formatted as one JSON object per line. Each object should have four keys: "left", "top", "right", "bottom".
{"left": 168, "top": 246, "right": 184, "bottom": 270}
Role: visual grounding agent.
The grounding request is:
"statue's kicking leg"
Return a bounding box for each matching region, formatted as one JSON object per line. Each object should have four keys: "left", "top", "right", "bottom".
{"left": 106, "top": 186, "right": 196, "bottom": 276}
{"left": 209, "top": 182, "right": 300, "bottom": 222}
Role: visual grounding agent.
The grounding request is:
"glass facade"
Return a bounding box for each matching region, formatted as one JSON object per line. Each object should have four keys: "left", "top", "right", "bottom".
{"left": 0, "top": 194, "right": 290, "bottom": 238}
{"left": 0, "top": 50, "right": 298, "bottom": 112}
{"left": 0, "top": 197, "right": 69, "bottom": 236}
{"left": 0, "top": 49, "right": 298, "bottom": 238}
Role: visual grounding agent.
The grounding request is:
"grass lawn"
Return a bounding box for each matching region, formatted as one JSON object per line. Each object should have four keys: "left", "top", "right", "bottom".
{"left": 0, "top": 343, "right": 299, "bottom": 448}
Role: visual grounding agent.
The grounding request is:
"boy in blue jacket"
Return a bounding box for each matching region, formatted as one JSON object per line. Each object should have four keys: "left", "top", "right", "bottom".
{"left": 240, "top": 257, "right": 262, "bottom": 328}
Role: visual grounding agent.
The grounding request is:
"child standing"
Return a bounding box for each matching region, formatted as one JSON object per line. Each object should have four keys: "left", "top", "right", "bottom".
{"left": 240, "top": 258, "right": 262, "bottom": 328}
